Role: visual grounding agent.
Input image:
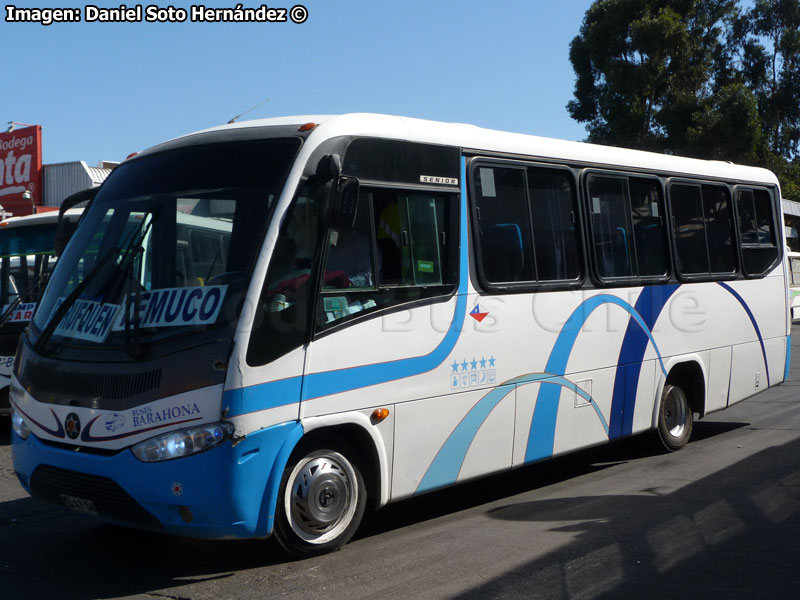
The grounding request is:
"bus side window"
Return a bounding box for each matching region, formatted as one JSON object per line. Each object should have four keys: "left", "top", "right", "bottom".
{"left": 323, "top": 188, "right": 375, "bottom": 290}
{"left": 737, "top": 188, "right": 779, "bottom": 276}
{"left": 791, "top": 257, "right": 800, "bottom": 285}
{"left": 317, "top": 187, "right": 456, "bottom": 328}
{"left": 473, "top": 166, "right": 534, "bottom": 283}
{"left": 670, "top": 184, "right": 709, "bottom": 275}
{"left": 703, "top": 185, "right": 736, "bottom": 274}
{"left": 669, "top": 182, "right": 737, "bottom": 277}
{"left": 403, "top": 192, "right": 447, "bottom": 285}
{"left": 527, "top": 169, "right": 582, "bottom": 282}
{"left": 629, "top": 177, "right": 668, "bottom": 277}
{"left": 587, "top": 176, "right": 635, "bottom": 279}
{"left": 373, "top": 189, "right": 448, "bottom": 286}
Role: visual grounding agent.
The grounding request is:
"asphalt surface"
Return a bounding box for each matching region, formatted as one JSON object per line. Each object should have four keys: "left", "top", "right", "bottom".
{"left": 2, "top": 329, "right": 800, "bottom": 599}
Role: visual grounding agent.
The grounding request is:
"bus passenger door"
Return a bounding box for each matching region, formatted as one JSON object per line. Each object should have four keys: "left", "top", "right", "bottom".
{"left": 301, "top": 180, "right": 468, "bottom": 495}
{"left": 236, "top": 185, "right": 325, "bottom": 423}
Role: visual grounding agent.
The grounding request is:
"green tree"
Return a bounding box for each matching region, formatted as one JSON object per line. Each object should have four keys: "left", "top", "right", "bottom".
{"left": 736, "top": 0, "right": 800, "bottom": 195}
{"left": 739, "top": 0, "right": 800, "bottom": 159}
{"left": 567, "top": 0, "right": 753, "bottom": 158}
{"left": 569, "top": 0, "right": 800, "bottom": 193}
{"left": 567, "top": 0, "right": 760, "bottom": 158}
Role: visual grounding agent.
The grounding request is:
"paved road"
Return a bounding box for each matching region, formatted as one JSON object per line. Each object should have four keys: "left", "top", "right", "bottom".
{"left": 2, "top": 330, "right": 800, "bottom": 599}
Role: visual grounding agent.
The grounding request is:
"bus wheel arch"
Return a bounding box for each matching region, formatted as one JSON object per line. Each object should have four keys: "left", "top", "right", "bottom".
{"left": 654, "top": 360, "right": 705, "bottom": 451}
{"left": 274, "top": 434, "right": 367, "bottom": 557}
{"left": 272, "top": 421, "right": 383, "bottom": 557}
{"left": 293, "top": 423, "right": 382, "bottom": 510}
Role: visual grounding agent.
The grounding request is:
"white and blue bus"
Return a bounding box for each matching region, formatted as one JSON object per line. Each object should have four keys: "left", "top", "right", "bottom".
{"left": 786, "top": 250, "right": 800, "bottom": 320}
{"left": 0, "top": 208, "right": 84, "bottom": 416}
{"left": 10, "top": 114, "right": 790, "bottom": 556}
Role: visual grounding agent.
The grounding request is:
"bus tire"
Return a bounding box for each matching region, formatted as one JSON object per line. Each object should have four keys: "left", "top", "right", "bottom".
{"left": 274, "top": 440, "right": 366, "bottom": 558}
{"left": 656, "top": 384, "right": 693, "bottom": 452}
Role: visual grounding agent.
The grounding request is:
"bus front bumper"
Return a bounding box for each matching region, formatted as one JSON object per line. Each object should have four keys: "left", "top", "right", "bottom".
{"left": 11, "top": 420, "right": 303, "bottom": 539}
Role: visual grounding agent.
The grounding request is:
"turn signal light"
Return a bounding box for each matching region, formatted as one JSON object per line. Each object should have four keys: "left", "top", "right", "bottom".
{"left": 371, "top": 408, "right": 390, "bottom": 423}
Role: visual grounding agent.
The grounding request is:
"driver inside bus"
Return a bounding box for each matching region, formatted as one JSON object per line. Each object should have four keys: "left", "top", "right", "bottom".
{"left": 323, "top": 191, "right": 374, "bottom": 289}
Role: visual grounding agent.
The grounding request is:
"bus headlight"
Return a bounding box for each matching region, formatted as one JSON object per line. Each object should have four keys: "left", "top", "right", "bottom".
{"left": 131, "top": 422, "right": 234, "bottom": 462}
{"left": 11, "top": 406, "right": 31, "bottom": 440}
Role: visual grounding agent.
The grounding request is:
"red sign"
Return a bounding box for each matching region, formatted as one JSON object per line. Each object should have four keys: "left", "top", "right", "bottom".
{"left": 0, "top": 125, "right": 42, "bottom": 217}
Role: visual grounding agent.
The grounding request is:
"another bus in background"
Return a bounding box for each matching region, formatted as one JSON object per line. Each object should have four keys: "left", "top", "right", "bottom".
{"left": 0, "top": 208, "right": 83, "bottom": 415}
{"left": 787, "top": 250, "right": 800, "bottom": 320}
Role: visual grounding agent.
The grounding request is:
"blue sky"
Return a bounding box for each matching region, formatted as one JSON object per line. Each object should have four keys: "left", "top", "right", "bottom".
{"left": 3, "top": 0, "right": 595, "bottom": 164}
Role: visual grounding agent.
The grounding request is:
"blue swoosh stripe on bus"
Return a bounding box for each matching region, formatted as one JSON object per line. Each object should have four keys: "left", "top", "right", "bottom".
{"left": 609, "top": 284, "right": 679, "bottom": 439}
{"left": 301, "top": 290, "right": 466, "bottom": 399}
{"left": 416, "top": 373, "right": 607, "bottom": 494}
{"left": 225, "top": 157, "right": 470, "bottom": 415}
{"left": 716, "top": 281, "right": 770, "bottom": 387}
{"left": 525, "top": 294, "right": 667, "bottom": 464}
{"left": 785, "top": 334, "right": 791, "bottom": 382}
{"left": 224, "top": 375, "right": 303, "bottom": 416}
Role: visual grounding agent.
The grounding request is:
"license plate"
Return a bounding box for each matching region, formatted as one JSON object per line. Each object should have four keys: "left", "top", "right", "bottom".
{"left": 59, "top": 493, "right": 99, "bottom": 516}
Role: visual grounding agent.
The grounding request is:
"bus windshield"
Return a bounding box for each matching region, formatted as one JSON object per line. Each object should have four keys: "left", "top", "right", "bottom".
{"left": 31, "top": 137, "right": 301, "bottom": 356}
{"left": 0, "top": 221, "right": 61, "bottom": 313}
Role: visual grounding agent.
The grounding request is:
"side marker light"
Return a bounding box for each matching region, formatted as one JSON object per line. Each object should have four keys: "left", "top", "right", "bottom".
{"left": 371, "top": 408, "right": 390, "bottom": 423}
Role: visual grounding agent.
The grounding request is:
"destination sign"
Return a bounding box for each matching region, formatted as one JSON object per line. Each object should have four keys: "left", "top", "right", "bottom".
{"left": 1, "top": 302, "right": 37, "bottom": 323}
{"left": 50, "top": 285, "right": 228, "bottom": 343}
{"left": 53, "top": 299, "right": 121, "bottom": 343}
{"left": 111, "top": 285, "right": 228, "bottom": 331}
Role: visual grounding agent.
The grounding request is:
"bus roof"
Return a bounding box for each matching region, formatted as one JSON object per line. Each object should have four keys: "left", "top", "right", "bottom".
{"left": 146, "top": 113, "right": 780, "bottom": 187}
{"left": 0, "top": 208, "right": 83, "bottom": 229}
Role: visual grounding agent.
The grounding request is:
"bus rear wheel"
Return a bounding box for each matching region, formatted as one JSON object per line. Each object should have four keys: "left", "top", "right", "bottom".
{"left": 656, "top": 384, "right": 693, "bottom": 451}
{"left": 275, "top": 442, "right": 366, "bottom": 558}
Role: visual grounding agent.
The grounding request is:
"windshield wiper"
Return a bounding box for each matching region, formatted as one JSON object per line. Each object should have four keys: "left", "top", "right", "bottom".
{"left": 33, "top": 247, "right": 119, "bottom": 355}
{"left": 122, "top": 246, "right": 145, "bottom": 359}
{"left": 33, "top": 214, "right": 153, "bottom": 356}
{"left": 114, "top": 212, "right": 159, "bottom": 359}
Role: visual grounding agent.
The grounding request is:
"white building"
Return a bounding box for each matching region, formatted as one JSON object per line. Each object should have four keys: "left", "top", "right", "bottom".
{"left": 42, "top": 160, "right": 117, "bottom": 208}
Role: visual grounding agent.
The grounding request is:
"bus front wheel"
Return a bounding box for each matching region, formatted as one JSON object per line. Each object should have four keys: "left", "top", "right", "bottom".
{"left": 656, "top": 384, "right": 693, "bottom": 452}
{"left": 274, "top": 441, "right": 366, "bottom": 558}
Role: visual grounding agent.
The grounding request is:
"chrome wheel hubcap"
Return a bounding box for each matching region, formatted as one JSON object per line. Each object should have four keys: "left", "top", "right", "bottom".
{"left": 285, "top": 451, "right": 357, "bottom": 544}
{"left": 664, "top": 388, "right": 687, "bottom": 438}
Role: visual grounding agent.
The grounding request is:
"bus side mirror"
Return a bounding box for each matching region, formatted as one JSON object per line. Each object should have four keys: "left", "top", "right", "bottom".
{"left": 54, "top": 220, "right": 78, "bottom": 258}
{"left": 54, "top": 186, "right": 99, "bottom": 257}
{"left": 332, "top": 178, "right": 360, "bottom": 229}
{"left": 315, "top": 154, "right": 341, "bottom": 183}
